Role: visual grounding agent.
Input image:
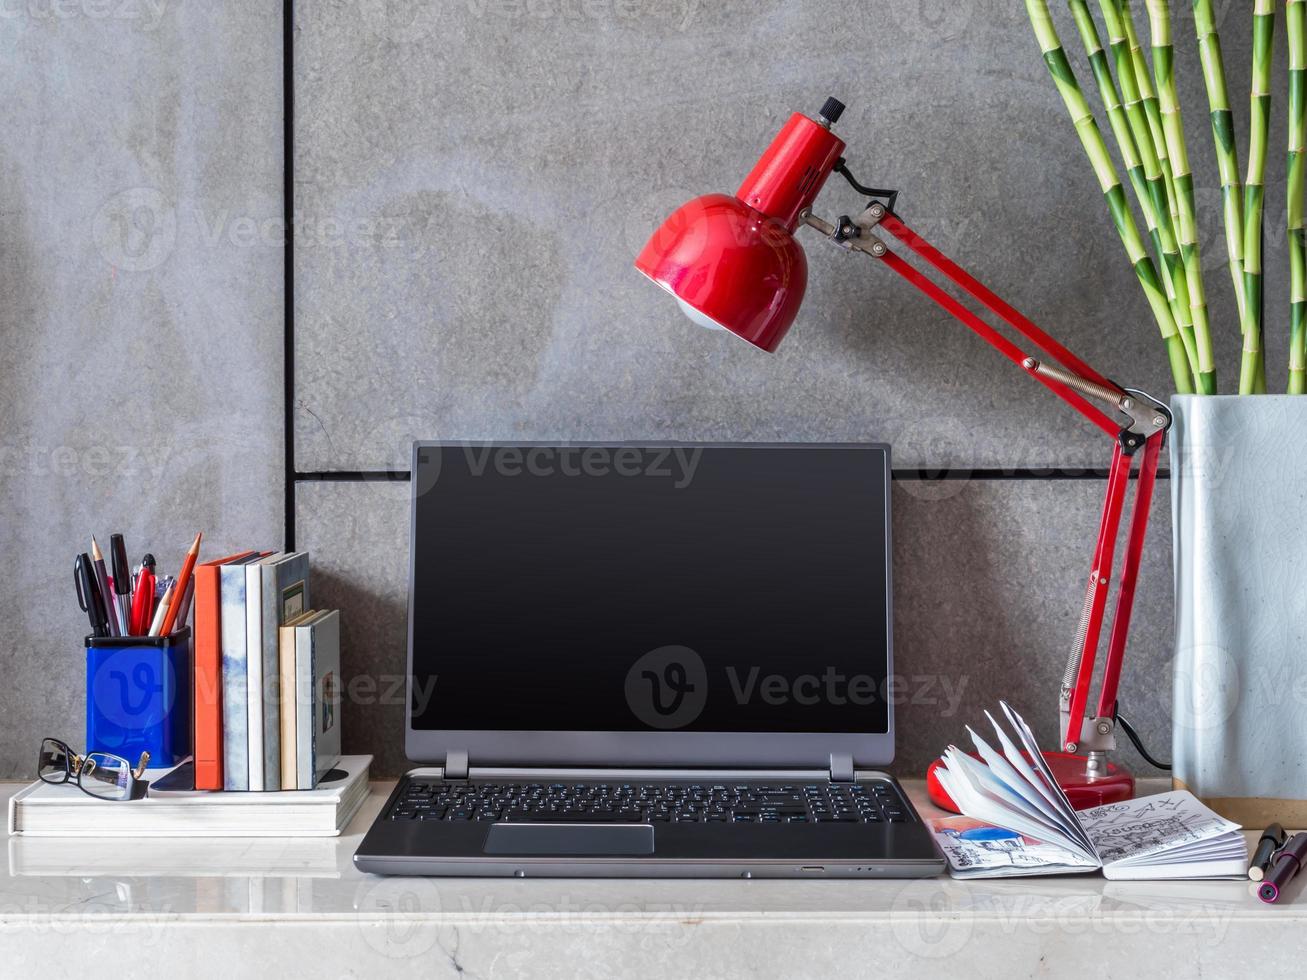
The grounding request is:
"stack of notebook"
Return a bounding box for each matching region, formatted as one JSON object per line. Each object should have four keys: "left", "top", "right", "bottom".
{"left": 193, "top": 551, "right": 342, "bottom": 791}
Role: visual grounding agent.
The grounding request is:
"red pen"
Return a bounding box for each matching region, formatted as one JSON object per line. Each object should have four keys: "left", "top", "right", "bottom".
{"left": 129, "top": 567, "right": 155, "bottom": 636}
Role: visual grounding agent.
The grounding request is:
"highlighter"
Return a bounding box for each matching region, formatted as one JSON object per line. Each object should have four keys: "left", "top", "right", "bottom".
{"left": 1258, "top": 832, "right": 1307, "bottom": 904}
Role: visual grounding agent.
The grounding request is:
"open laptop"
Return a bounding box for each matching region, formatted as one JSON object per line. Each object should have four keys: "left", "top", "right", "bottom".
{"left": 354, "top": 442, "right": 944, "bottom": 877}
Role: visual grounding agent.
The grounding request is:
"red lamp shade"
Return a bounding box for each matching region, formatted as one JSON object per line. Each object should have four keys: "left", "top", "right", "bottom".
{"left": 635, "top": 109, "right": 846, "bottom": 353}
{"left": 635, "top": 194, "right": 807, "bottom": 352}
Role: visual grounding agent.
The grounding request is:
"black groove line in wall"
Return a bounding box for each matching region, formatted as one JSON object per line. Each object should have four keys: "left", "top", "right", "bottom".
{"left": 292, "top": 469, "right": 1172, "bottom": 484}
{"left": 277, "top": 8, "right": 1165, "bottom": 529}
{"left": 283, "top": 0, "right": 297, "bottom": 551}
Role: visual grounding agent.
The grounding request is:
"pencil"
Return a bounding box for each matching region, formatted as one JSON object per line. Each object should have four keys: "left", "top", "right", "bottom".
{"left": 147, "top": 582, "right": 174, "bottom": 637}
{"left": 89, "top": 537, "right": 120, "bottom": 637}
{"left": 158, "top": 532, "right": 201, "bottom": 636}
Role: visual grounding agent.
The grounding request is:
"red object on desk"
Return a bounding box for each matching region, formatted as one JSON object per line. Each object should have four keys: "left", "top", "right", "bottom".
{"left": 636, "top": 97, "right": 1172, "bottom": 810}
{"left": 924, "top": 753, "right": 1135, "bottom": 813}
{"left": 128, "top": 567, "right": 155, "bottom": 636}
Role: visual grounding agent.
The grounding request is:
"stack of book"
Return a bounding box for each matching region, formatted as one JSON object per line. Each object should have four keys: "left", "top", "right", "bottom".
{"left": 193, "top": 551, "right": 343, "bottom": 791}
{"left": 9, "top": 755, "right": 372, "bottom": 838}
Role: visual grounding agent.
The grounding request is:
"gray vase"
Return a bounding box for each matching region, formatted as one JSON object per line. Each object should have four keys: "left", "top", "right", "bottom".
{"left": 1171, "top": 394, "right": 1307, "bottom": 825}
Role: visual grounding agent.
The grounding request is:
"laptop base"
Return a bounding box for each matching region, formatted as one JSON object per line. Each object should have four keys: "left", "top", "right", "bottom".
{"left": 354, "top": 768, "right": 945, "bottom": 879}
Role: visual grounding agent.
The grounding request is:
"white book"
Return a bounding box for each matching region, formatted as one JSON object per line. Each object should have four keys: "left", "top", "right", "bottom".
{"left": 245, "top": 553, "right": 285, "bottom": 792}
{"left": 279, "top": 610, "right": 318, "bottom": 790}
{"left": 8, "top": 756, "right": 371, "bottom": 838}
{"left": 296, "top": 610, "right": 342, "bottom": 789}
{"left": 929, "top": 703, "right": 1247, "bottom": 881}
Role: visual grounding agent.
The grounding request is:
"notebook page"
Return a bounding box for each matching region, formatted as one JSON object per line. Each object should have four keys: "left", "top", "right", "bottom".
{"left": 999, "top": 700, "right": 1096, "bottom": 856}
{"left": 928, "top": 814, "right": 1100, "bottom": 879}
{"left": 1081, "top": 791, "right": 1242, "bottom": 869}
{"left": 938, "top": 748, "right": 1093, "bottom": 858}
{"left": 985, "top": 710, "right": 1072, "bottom": 822}
{"left": 966, "top": 724, "right": 1075, "bottom": 834}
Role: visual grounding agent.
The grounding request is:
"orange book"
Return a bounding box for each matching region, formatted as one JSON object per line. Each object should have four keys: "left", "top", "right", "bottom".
{"left": 193, "top": 550, "right": 258, "bottom": 790}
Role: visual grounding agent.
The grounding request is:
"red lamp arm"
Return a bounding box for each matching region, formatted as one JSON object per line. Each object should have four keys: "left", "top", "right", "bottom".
{"left": 813, "top": 204, "right": 1170, "bottom": 762}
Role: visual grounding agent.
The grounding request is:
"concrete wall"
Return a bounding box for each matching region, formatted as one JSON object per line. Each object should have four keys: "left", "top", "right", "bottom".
{"left": 2, "top": 1, "right": 1269, "bottom": 777}
{"left": 0, "top": 1, "right": 283, "bottom": 776}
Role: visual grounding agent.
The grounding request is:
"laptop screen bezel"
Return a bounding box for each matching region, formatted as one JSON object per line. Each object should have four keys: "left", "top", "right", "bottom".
{"left": 403, "top": 441, "right": 896, "bottom": 769}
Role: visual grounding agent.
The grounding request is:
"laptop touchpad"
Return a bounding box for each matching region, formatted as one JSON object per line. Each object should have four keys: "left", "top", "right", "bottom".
{"left": 484, "top": 823, "right": 655, "bottom": 856}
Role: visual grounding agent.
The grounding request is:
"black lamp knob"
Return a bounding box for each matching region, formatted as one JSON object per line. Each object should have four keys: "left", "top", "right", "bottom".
{"left": 819, "top": 97, "right": 846, "bottom": 125}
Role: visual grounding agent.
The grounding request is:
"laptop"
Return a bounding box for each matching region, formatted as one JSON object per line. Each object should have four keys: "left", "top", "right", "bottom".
{"left": 354, "top": 442, "right": 944, "bottom": 878}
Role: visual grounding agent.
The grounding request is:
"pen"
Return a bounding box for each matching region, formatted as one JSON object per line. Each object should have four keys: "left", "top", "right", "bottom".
{"left": 109, "top": 533, "right": 131, "bottom": 635}
{"left": 74, "top": 552, "right": 111, "bottom": 638}
{"left": 89, "top": 537, "right": 120, "bottom": 637}
{"left": 1259, "top": 832, "right": 1307, "bottom": 903}
{"left": 129, "top": 565, "right": 155, "bottom": 636}
{"left": 1250, "top": 823, "right": 1287, "bottom": 881}
{"left": 173, "top": 577, "right": 196, "bottom": 630}
{"left": 147, "top": 581, "right": 174, "bottom": 637}
{"left": 158, "top": 532, "right": 201, "bottom": 636}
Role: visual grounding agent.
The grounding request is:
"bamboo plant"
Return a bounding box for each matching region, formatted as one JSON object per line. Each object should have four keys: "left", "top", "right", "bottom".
{"left": 1024, "top": 0, "right": 1307, "bottom": 395}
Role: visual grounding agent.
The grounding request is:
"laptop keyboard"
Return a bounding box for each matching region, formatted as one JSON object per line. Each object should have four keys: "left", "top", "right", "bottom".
{"left": 386, "top": 779, "right": 915, "bottom": 824}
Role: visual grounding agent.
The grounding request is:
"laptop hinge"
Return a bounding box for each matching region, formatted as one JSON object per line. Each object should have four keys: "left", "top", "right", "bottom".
{"left": 829, "top": 753, "right": 855, "bottom": 783}
{"left": 443, "top": 750, "right": 469, "bottom": 780}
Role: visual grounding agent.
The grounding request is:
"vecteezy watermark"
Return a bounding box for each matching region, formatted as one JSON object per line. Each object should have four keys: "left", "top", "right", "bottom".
{"left": 417, "top": 444, "right": 704, "bottom": 492}
{"left": 356, "top": 0, "right": 700, "bottom": 44}
{"left": 625, "top": 645, "right": 709, "bottom": 729}
{"left": 0, "top": 0, "right": 171, "bottom": 26}
{"left": 624, "top": 646, "right": 968, "bottom": 730}
{"left": 354, "top": 877, "right": 443, "bottom": 959}
{"left": 92, "top": 187, "right": 176, "bottom": 273}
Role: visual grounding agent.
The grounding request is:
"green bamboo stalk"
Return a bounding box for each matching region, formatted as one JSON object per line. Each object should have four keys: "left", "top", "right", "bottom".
{"left": 1121, "top": 2, "right": 1180, "bottom": 232}
{"left": 1098, "top": 0, "right": 1200, "bottom": 379}
{"left": 1025, "top": 0, "right": 1194, "bottom": 392}
{"left": 1193, "top": 0, "right": 1248, "bottom": 332}
{"left": 1145, "top": 0, "right": 1217, "bottom": 394}
{"left": 1290, "top": 0, "right": 1307, "bottom": 393}
{"left": 1067, "top": 2, "right": 1164, "bottom": 259}
{"left": 1242, "top": 0, "right": 1275, "bottom": 394}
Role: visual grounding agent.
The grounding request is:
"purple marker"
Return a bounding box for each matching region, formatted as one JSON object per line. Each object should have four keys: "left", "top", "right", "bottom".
{"left": 1258, "top": 832, "right": 1307, "bottom": 904}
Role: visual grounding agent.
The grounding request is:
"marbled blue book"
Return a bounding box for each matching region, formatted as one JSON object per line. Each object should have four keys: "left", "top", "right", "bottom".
{"left": 219, "top": 553, "right": 264, "bottom": 791}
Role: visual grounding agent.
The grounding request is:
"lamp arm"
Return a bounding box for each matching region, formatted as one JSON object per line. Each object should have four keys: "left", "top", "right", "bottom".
{"left": 799, "top": 201, "right": 1173, "bottom": 774}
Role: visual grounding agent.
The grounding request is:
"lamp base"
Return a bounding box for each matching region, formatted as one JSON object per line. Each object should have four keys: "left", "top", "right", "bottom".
{"left": 925, "top": 752, "right": 1135, "bottom": 813}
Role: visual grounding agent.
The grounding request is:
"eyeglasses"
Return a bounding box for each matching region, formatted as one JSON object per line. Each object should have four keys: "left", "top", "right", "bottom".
{"left": 38, "top": 738, "right": 150, "bottom": 801}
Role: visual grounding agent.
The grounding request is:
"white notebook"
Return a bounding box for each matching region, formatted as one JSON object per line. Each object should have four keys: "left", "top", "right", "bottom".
{"left": 929, "top": 703, "right": 1247, "bottom": 880}
{"left": 8, "top": 755, "right": 371, "bottom": 838}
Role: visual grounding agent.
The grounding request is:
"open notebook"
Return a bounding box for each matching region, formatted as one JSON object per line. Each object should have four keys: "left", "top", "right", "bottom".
{"left": 929, "top": 703, "right": 1247, "bottom": 880}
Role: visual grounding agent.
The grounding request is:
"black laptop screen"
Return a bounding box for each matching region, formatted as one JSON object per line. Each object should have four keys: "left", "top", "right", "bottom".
{"left": 408, "top": 444, "right": 890, "bottom": 734}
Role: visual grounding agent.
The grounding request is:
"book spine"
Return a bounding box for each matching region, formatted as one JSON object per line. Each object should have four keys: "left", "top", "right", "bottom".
{"left": 314, "top": 611, "right": 342, "bottom": 780}
{"left": 193, "top": 564, "right": 224, "bottom": 790}
{"left": 296, "top": 624, "right": 314, "bottom": 790}
{"left": 245, "top": 564, "right": 264, "bottom": 791}
{"left": 219, "top": 567, "right": 249, "bottom": 791}
{"left": 260, "top": 571, "right": 281, "bottom": 791}
{"left": 278, "top": 624, "right": 298, "bottom": 790}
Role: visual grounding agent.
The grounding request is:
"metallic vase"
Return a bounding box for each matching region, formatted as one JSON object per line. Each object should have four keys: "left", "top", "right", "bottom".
{"left": 1171, "top": 394, "right": 1307, "bottom": 825}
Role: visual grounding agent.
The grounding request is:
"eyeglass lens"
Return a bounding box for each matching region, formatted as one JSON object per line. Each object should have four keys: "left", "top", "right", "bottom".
{"left": 37, "top": 738, "right": 70, "bottom": 784}
{"left": 79, "top": 752, "right": 132, "bottom": 801}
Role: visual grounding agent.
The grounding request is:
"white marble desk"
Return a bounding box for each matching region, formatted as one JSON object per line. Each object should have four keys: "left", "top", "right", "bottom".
{"left": 1, "top": 779, "right": 1299, "bottom": 979}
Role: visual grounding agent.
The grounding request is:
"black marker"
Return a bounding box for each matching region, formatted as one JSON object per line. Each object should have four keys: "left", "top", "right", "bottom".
{"left": 1250, "top": 823, "right": 1287, "bottom": 881}
{"left": 109, "top": 533, "right": 131, "bottom": 635}
{"left": 75, "top": 552, "right": 110, "bottom": 638}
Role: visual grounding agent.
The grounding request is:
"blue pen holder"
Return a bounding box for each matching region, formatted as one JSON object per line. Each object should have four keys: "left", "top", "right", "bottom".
{"left": 85, "top": 628, "right": 191, "bottom": 767}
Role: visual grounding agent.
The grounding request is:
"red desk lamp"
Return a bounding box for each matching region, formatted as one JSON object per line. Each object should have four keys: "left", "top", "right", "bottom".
{"left": 635, "top": 98, "right": 1171, "bottom": 812}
